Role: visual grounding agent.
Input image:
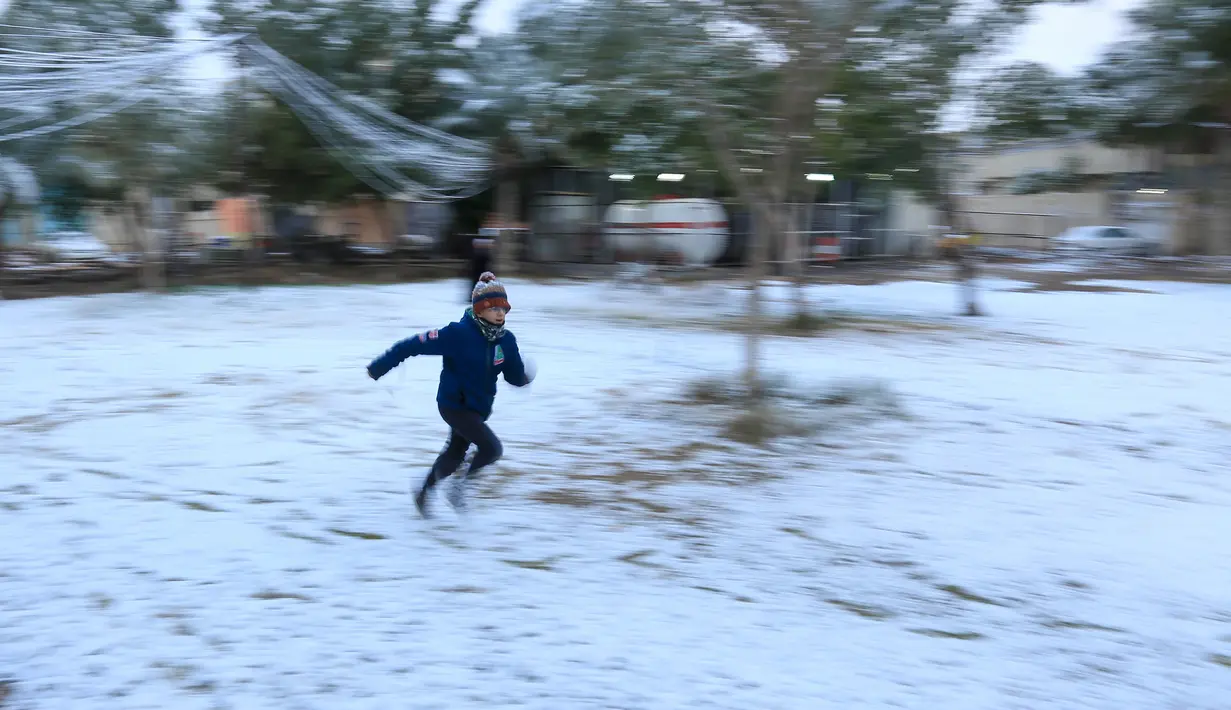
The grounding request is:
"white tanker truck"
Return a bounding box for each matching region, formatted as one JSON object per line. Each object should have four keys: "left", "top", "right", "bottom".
{"left": 602, "top": 198, "right": 730, "bottom": 267}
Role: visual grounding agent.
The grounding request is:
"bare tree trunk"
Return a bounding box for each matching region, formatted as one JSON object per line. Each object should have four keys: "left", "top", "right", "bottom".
{"left": 744, "top": 202, "right": 772, "bottom": 398}
{"left": 235, "top": 44, "right": 262, "bottom": 285}
{"left": 789, "top": 201, "right": 810, "bottom": 320}
{"left": 935, "top": 163, "right": 984, "bottom": 317}
{"left": 955, "top": 248, "right": 982, "bottom": 316}
{"left": 1216, "top": 129, "right": 1231, "bottom": 256}
{"left": 700, "top": 29, "right": 832, "bottom": 399}
{"left": 1194, "top": 155, "right": 1215, "bottom": 255}
{"left": 128, "top": 187, "right": 164, "bottom": 291}
{"left": 494, "top": 156, "right": 519, "bottom": 277}
{"left": 1178, "top": 189, "right": 1203, "bottom": 255}
{"left": 0, "top": 196, "right": 9, "bottom": 300}
{"left": 759, "top": 201, "right": 808, "bottom": 323}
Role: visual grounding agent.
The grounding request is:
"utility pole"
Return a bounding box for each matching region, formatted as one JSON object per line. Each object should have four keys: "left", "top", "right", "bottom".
{"left": 237, "top": 37, "right": 260, "bottom": 282}
{"left": 0, "top": 193, "right": 9, "bottom": 300}
{"left": 493, "top": 150, "right": 519, "bottom": 276}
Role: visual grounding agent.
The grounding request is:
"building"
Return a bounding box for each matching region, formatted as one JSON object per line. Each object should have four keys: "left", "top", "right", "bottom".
{"left": 889, "top": 137, "right": 1184, "bottom": 253}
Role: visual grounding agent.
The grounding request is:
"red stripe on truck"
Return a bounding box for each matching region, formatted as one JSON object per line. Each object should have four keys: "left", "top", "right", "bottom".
{"left": 612, "top": 221, "right": 730, "bottom": 229}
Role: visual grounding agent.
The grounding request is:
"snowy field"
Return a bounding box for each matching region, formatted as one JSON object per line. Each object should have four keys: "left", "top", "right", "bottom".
{"left": 2, "top": 275, "right": 1230, "bottom": 709}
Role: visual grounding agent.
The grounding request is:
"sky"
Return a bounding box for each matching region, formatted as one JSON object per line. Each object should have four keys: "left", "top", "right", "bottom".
{"left": 162, "top": 0, "right": 1146, "bottom": 86}
{"left": 0, "top": 0, "right": 1146, "bottom": 91}
{"left": 474, "top": 0, "right": 1145, "bottom": 69}
{"left": 998, "top": 0, "right": 1144, "bottom": 71}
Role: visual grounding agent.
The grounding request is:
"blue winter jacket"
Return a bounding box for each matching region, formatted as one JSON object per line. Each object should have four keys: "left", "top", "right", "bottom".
{"left": 367, "top": 312, "right": 531, "bottom": 417}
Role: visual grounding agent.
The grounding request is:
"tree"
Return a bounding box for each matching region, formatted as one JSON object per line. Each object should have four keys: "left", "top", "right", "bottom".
{"left": 0, "top": 156, "right": 39, "bottom": 297}
{"left": 481, "top": 0, "right": 836, "bottom": 394}
{"left": 977, "top": 62, "right": 1096, "bottom": 143}
{"left": 0, "top": 0, "right": 189, "bottom": 193}
{"left": 203, "top": 0, "right": 482, "bottom": 204}
{"left": 1, "top": 0, "right": 195, "bottom": 288}
{"left": 505, "top": 0, "right": 1084, "bottom": 391}
{"left": 451, "top": 12, "right": 736, "bottom": 270}
{"left": 977, "top": 2, "right": 1231, "bottom": 254}
{"left": 1083, "top": 0, "right": 1231, "bottom": 254}
{"left": 457, "top": 4, "right": 721, "bottom": 172}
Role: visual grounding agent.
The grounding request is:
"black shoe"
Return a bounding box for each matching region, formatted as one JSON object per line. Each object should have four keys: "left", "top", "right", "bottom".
{"left": 413, "top": 477, "right": 434, "bottom": 519}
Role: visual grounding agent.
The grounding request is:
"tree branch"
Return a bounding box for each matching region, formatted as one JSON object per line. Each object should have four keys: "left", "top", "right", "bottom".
{"left": 765, "top": 0, "right": 881, "bottom": 203}
{"left": 703, "top": 108, "right": 768, "bottom": 207}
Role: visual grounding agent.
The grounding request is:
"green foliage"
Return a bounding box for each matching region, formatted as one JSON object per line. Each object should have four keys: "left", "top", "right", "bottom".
{"left": 1, "top": 0, "right": 190, "bottom": 201}
{"left": 2, "top": 0, "right": 180, "bottom": 39}
{"left": 819, "top": 2, "right": 1091, "bottom": 205}
{"left": 980, "top": 1, "right": 1231, "bottom": 154}
{"left": 977, "top": 62, "right": 1095, "bottom": 143}
{"left": 203, "top": 0, "right": 481, "bottom": 203}
{"left": 1084, "top": 0, "right": 1231, "bottom": 153}
{"left": 479, "top": 0, "right": 1085, "bottom": 211}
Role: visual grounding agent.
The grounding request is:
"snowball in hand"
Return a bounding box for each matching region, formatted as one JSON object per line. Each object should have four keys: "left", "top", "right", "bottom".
{"left": 522, "top": 355, "right": 537, "bottom": 384}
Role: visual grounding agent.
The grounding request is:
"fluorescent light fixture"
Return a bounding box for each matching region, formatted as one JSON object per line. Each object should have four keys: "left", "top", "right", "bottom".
{"left": 1137, "top": 188, "right": 1167, "bottom": 194}
{"left": 806, "top": 173, "right": 835, "bottom": 182}
{"left": 657, "top": 173, "right": 685, "bottom": 182}
{"left": 894, "top": 167, "right": 919, "bottom": 173}
{"left": 609, "top": 173, "right": 635, "bottom": 181}
{"left": 867, "top": 173, "right": 893, "bottom": 180}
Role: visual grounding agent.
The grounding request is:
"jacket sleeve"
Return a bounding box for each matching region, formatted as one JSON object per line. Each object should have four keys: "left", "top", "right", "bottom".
{"left": 367, "top": 324, "right": 456, "bottom": 380}
{"left": 501, "top": 332, "right": 534, "bottom": 387}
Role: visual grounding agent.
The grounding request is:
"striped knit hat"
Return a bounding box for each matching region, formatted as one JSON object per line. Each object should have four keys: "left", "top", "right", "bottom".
{"left": 471, "top": 272, "right": 511, "bottom": 312}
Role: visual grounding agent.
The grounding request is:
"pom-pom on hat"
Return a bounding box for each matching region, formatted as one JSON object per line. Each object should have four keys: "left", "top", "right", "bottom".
{"left": 471, "top": 272, "right": 511, "bottom": 312}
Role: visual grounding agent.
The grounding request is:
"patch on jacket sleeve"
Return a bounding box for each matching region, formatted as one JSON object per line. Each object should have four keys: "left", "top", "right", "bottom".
{"left": 417, "top": 329, "right": 439, "bottom": 342}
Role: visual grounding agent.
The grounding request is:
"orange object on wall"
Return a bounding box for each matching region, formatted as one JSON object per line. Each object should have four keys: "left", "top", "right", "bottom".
{"left": 217, "top": 198, "right": 254, "bottom": 236}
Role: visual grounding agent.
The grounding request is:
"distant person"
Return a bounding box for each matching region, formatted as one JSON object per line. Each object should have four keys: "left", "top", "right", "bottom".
{"left": 467, "top": 231, "right": 494, "bottom": 302}
{"left": 367, "top": 272, "right": 536, "bottom": 517}
{"left": 943, "top": 235, "right": 983, "bottom": 317}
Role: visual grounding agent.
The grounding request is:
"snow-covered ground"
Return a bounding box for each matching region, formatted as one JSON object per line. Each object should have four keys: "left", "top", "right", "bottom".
{"left": 2, "top": 276, "right": 1230, "bottom": 709}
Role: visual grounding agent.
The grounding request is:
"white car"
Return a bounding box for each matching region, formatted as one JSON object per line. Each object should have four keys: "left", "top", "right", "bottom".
{"left": 1051, "top": 225, "right": 1163, "bottom": 256}
{"left": 396, "top": 233, "right": 436, "bottom": 252}
{"left": 33, "top": 231, "right": 116, "bottom": 263}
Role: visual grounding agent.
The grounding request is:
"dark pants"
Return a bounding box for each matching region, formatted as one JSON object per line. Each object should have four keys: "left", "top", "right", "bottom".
{"left": 424, "top": 405, "right": 503, "bottom": 489}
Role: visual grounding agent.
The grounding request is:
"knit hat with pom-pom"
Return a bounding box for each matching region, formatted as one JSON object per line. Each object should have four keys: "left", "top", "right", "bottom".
{"left": 471, "top": 272, "right": 510, "bottom": 312}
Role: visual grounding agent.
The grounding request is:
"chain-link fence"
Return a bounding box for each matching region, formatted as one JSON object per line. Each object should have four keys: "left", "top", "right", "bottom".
{"left": 2, "top": 178, "right": 934, "bottom": 299}
{"left": 0, "top": 195, "right": 476, "bottom": 298}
